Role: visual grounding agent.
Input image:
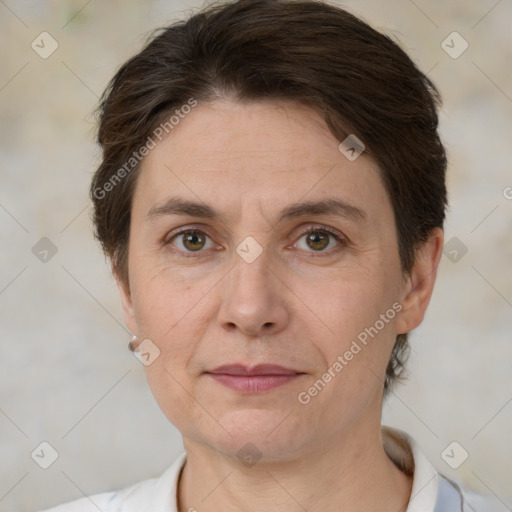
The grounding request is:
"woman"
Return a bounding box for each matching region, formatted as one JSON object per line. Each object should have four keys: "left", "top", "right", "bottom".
{"left": 41, "top": 0, "right": 489, "bottom": 510}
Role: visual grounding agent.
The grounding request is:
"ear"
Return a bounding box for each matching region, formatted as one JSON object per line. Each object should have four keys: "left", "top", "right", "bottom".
{"left": 395, "top": 227, "right": 444, "bottom": 335}
{"left": 113, "top": 266, "right": 139, "bottom": 336}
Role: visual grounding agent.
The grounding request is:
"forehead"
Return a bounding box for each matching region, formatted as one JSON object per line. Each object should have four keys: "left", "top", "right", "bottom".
{"left": 132, "top": 99, "right": 391, "bottom": 224}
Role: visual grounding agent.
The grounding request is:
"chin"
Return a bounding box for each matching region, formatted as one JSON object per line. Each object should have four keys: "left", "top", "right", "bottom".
{"left": 197, "top": 408, "right": 310, "bottom": 463}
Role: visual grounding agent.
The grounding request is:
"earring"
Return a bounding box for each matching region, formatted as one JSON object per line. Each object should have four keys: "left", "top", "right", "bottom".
{"left": 128, "top": 335, "right": 138, "bottom": 352}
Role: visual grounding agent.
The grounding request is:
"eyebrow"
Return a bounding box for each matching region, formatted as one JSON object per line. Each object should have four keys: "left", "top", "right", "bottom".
{"left": 145, "top": 196, "right": 367, "bottom": 224}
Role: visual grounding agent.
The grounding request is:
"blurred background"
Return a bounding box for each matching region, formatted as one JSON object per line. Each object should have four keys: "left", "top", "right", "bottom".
{"left": 1, "top": 0, "right": 511, "bottom": 510}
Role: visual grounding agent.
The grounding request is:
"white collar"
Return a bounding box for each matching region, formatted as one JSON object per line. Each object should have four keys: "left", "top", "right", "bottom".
{"left": 381, "top": 425, "right": 440, "bottom": 511}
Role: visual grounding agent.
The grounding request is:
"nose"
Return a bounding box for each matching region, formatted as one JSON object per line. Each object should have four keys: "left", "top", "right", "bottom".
{"left": 216, "top": 247, "right": 290, "bottom": 338}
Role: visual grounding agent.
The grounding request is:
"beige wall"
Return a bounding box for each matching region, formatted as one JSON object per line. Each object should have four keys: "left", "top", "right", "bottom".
{"left": 1, "top": 0, "right": 511, "bottom": 510}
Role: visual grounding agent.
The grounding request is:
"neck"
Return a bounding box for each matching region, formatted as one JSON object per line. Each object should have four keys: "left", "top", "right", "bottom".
{"left": 177, "top": 414, "right": 412, "bottom": 512}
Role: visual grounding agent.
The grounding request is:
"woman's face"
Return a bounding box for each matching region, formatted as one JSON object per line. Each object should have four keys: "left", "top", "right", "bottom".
{"left": 118, "top": 99, "right": 435, "bottom": 461}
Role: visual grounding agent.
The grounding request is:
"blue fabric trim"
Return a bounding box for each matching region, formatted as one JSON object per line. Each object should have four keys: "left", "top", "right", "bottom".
{"left": 434, "top": 474, "right": 465, "bottom": 512}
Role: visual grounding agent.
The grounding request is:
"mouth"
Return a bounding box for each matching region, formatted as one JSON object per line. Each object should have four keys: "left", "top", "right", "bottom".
{"left": 205, "top": 364, "right": 306, "bottom": 393}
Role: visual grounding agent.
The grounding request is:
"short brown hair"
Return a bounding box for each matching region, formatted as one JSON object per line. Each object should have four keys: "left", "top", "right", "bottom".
{"left": 90, "top": 0, "right": 447, "bottom": 394}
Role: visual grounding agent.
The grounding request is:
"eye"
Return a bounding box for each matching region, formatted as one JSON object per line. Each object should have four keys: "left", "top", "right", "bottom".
{"left": 166, "top": 228, "right": 215, "bottom": 256}
{"left": 293, "top": 226, "right": 345, "bottom": 254}
{"left": 164, "top": 225, "right": 346, "bottom": 258}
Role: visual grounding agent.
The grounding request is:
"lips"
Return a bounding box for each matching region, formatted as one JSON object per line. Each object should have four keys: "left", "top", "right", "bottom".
{"left": 207, "top": 364, "right": 301, "bottom": 376}
{"left": 205, "top": 364, "right": 305, "bottom": 393}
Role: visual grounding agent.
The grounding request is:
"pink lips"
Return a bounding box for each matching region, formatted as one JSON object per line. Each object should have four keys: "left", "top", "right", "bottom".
{"left": 206, "top": 364, "right": 304, "bottom": 393}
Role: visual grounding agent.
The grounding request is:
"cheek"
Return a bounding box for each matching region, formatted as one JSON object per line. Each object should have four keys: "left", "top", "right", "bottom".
{"left": 305, "top": 264, "right": 401, "bottom": 392}
{"left": 134, "top": 280, "right": 209, "bottom": 432}
{"left": 129, "top": 268, "right": 210, "bottom": 406}
{"left": 143, "top": 362, "right": 204, "bottom": 437}
{"left": 310, "top": 265, "right": 396, "bottom": 337}
{"left": 130, "top": 257, "right": 210, "bottom": 337}
{"left": 297, "top": 280, "right": 398, "bottom": 427}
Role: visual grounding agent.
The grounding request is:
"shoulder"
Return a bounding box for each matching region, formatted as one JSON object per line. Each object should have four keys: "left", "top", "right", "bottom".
{"left": 38, "top": 453, "right": 187, "bottom": 512}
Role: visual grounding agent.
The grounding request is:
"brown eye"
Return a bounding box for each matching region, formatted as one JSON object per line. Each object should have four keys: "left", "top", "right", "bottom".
{"left": 305, "top": 231, "right": 330, "bottom": 251}
{"left": 182, "top": 231, "right": 206, "bottom": 251}
{"left": 294, "top": 227, "right": 345, "bottom": 254}
{"left": 167, "top": 229, "right": 214, "bottom": 254}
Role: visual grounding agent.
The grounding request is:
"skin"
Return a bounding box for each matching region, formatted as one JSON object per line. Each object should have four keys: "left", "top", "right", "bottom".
{"left": 116, "top": 99, "right": 444, "bottom": 512}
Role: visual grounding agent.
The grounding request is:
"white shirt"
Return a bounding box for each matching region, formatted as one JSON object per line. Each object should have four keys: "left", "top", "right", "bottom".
{"left": 39, "top": 426, "right": 492, "bottom": 512}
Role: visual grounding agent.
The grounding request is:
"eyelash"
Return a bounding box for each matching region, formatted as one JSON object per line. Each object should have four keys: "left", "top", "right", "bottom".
{"left": 164, "top": 225, "right": 347, "bottom": 259}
